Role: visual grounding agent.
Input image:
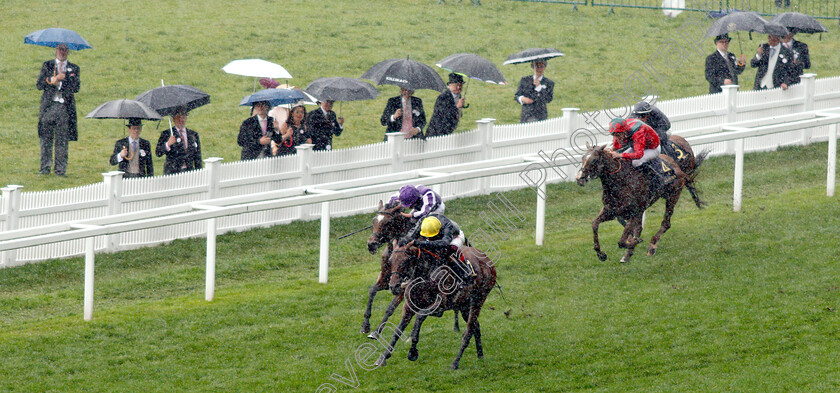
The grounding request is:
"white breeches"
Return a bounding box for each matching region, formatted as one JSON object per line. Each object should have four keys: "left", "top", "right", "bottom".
{"left": 625, "top": 145, "right": 661, "bottom": 167}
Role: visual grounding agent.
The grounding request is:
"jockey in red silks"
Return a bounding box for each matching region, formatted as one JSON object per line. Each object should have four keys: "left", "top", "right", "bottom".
{"left": 608, "top": 117, "right": 661, "bottom": 167}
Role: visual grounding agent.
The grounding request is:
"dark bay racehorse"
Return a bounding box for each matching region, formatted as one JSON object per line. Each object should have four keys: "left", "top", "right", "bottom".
{"left": 375, "top": 244, "right": 496, "bottom": 370}
{"left": 575, "top": 140, "right": 708, "bottom": 263}
{"left": 362, "top": 201, "right": 460, "bottom": 338}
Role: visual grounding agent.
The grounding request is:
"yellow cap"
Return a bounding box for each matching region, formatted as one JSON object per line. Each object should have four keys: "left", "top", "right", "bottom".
{"left": 419, "top": 216, "right": 442, "bottom": 237}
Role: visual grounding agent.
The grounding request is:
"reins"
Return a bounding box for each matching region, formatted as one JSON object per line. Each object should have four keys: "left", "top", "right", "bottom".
{"left": 608, "top": 157, "right": 622, "bottom": 175}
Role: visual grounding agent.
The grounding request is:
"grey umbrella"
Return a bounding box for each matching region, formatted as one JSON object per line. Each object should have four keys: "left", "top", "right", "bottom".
{"left": 361, "top": 57, "right": 446, "bottom": 92}
{"left": 85, "top": 99, "right": 161, "bottom": 120}
{"left": 436, "top": 53, "right": 506, "bottom": 85}
{"left": 503, "top": 48, "right": 564, "bottom": 65}
{"left": 134, "top": 84, "right": 210, "bottom": 117}
{"left": 305, "top": 77, "right": 380, "bottom": 101}
{"left": 771, "top": 12, "right": 828, "bottom": 34}
{"left": 705, "top": 11, "right": 782, "bottom": 37}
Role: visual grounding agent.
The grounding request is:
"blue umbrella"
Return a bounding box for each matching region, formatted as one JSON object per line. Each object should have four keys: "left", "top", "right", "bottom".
{"left": 24, "top": 28, "right": 92, "bottom": 51}
{"left": 240, "top": 89, "right": 304, "bottom": 107}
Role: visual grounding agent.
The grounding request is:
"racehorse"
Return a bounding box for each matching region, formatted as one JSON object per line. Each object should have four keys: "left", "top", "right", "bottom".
{"left": 375, "top": 244, "right": 497, "bottom": 370}
{"left": 362, "top": 201, "right": 460, "bottom": 338}
{"left": 575, "top": 140, "right": 708, "bottom": 263}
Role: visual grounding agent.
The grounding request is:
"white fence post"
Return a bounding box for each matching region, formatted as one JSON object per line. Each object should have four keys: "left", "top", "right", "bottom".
{"left": 103, "top": 171, "right": 123, "bottom": 252}
{"left": 801, "top": 73, "right": 816, "bottom": 145}
{"left": 723, "top": 85, "right": 739, "bottom": 155}
{"left": 386, "top": 132, "right": 405, "bottom": 173}
{"left": 206, "top": 218, "right": 216, "bottom": 301}
{"left": 733, "top": 138, "right": 745, "bottom": 212}
{"left": 828, "top": 123, "right": 837, "bottom": 197}
{"left": 204, "top": 157, "right": 224, "bottom": 199}
{"left": 296, "top": 144, "right": 314, "bottom": 219}
{"left": 1, "top": 185, "right": 23, "bottom": 267}
{"left": 477, "top": 118, "right": 496, "bottom": 193}
{"left": 560, "top": 108, "right": 580, "bottom": 179}
{"left": 535, "top": 181, "right": 546, "bottom": 246}
{"left": 319, "top": 201, "right": 330, "bottom": 283}
{"left": 83, "top": 236, "right": 95, "bottom": 321}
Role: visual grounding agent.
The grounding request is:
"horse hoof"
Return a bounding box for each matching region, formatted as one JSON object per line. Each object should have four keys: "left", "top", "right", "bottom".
{"left": 367, "top": 332, "right": 379, "bottom": 340}
{"left": 375, "top": 355, "right": 387, "bottom": 367}
{"left": 477, "top": 351, "right": 484, "bottom": 359}
{"left": 450, "top": 362, "right": 460, "bottom": 370}
{"left": 620, "top": 257, "right": 629, "bottom": 263}
{"left": 360, "top": 324, "right": 370, "bottom": 334}
{"left": 647, "top": 246, "right": 657, "bottom": 256}
{"left": 408, "top": 348, "right": 418, "bottom": 361}
{"left": 597, "top": 251, "right": 607, "bottom": 262}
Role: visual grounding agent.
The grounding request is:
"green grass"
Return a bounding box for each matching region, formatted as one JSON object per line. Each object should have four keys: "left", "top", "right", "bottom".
{"left": 0, "top": 142, "right": 838, "bottom": 392}
{"left": 1, "top": 0, "right": 839, "bottom": 190}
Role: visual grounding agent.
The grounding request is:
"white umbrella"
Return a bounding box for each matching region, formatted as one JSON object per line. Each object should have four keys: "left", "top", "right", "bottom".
{"left": 222, "top": 59, "right": 293, "bottom": 79}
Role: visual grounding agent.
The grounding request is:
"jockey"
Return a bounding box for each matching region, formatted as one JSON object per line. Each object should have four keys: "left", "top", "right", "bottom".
{"left": 387, "top": 184, "right": 445, "bottom": 221}
{"left": 630, "top": 101, "right": 675, "bottom": 158}
{"left": 608, "top": 117, "right": 667, "bottom": 191}
{"left": 398, "top": 215, "right": 475, "bottom": 286}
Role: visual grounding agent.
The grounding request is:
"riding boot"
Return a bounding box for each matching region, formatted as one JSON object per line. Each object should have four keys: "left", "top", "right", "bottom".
{"left": 641, "top": 162, "right": 666, "bottom": 197}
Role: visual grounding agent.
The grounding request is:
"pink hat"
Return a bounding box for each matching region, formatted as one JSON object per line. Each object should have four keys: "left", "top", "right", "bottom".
{"left": 259, "top": 78, "right": 280, "bottom": 89}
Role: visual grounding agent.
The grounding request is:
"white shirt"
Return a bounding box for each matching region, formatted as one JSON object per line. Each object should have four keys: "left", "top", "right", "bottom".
{"left": 116, "top": 137, "right": 140, "bottom": 163}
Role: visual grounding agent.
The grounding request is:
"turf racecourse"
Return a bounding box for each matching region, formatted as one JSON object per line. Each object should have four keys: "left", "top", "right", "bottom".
{"left": 0, "top": 143, "right": 837, "bottom": 392}
{"left": 2, "top": 0, "right": 839, "bottom": 191}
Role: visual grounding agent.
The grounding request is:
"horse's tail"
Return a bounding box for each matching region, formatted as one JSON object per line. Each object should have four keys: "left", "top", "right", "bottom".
{"left": 685, "top": 149, "right": 710, "bottom": 209}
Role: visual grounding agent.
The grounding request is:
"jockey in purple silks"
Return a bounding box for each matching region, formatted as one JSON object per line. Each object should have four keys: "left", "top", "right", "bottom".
{"left": 387, "top": 184, "right": 445, "bottom": 220}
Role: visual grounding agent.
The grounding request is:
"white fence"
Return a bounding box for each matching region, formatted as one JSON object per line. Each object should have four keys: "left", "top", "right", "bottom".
{"left": 2, "top": 74, "right": 840, "bottom": 267}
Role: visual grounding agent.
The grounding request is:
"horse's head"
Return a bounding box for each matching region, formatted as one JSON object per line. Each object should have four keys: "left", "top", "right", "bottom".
{"left": 388, "top": 245, "right": 416, "bottom": 295}
{"left": 367, "top": 200, "right": 408, "bottom": 254}
{"left": 576, "top": 142, "right": 610, "bottom": 186}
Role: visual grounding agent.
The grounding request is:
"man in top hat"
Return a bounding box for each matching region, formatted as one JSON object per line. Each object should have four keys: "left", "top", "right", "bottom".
{"left": 780, "top": 32, "right": 810, "bottom": 85}
{"left": 381, "top": 87, "right": 426, "bottom": 140}
{"left": 110, "top": 118, "right": 154, "bottom": 178}
{"left": 155, "top": 107, "right": 203, "bottom": 174}
{"left": 237, "top": 100, "right": 275, "bottom": 160}
{"left": 305, "top": 99, "right": 343, "bottom": 151}
{"left": 36, "top": 43, "right": 81, "bottom": 176}
{"left": 705, "top": 34, "right": 746, "bottom": 94}
{"left": 514, "top": 58, "right": 554, "bottom": 123}
{"left": 751, "top": 34, "right": 797, "bottom": 91}
{"left": 426, "top": 73, "right": 466, "bottom": 138}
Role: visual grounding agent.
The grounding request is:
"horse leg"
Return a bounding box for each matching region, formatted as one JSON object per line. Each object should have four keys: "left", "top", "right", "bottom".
{"left": 452, "top": 292, "right": 488, "bottom": 369}
{"left": 474, "top": 317, "right": 483, "bottom": 359}
{"left": 453, "top": 309, "right": 460, "bottom": 332}
{"left": 620, "top": 216, "right": 644, "bottom": 263}
{"left": 648, "top": 188, "right": 682, "bottom": 256}
{"left": 375, "top": 305, "right": 415, "bottom": 367}
{"left": 369, "top": 293, "right": 404, "bottom": 340}
{"left": 362, "top": 281, "right": 385, "bottom": 334}
{"left": 592, "top": 207, "right": 615, "bottom": 261}
{"left": 407, "top": 313, "right": 429, "bottom": 361}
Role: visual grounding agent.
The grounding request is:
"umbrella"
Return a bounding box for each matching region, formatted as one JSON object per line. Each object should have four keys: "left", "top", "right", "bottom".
{"left": 85, "top": 99, "right": 161, "bottom": 120}
{"left": 705, "top": 11, "right": 773, "bottom": 37}
{"left": 275, "top": 83, "right": 319, "bottom": 106}
{"left": 771, "top": 12, "right": 827, "bottom": 34}
{"left": 762, "top": 22, "right": 791, "bottom": 37}
{"left": 436, "top": 53, "right": 506, "bottom": 85}
{"left": 305, "top": 77, "right": 380, "bottom": 102}
{"left": 361, "top": 57, "right": 446, "bottom": 92}
{"left": 134, "top": 84, "right": 210, "bottom": 117}
{"left": 240, "top": 89, "right": 304, "bottom": 107}
{"left": 222, "top": 59, "right": 293, "bottom": 79}
{"left": 503, "top": 48, "right": 564, "bottom": 65}
{"left": 24, "top": 28, "right": 92, "bottom": 51}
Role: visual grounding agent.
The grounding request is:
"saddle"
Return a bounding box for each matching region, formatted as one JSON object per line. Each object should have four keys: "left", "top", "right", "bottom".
{"left": 639, "top": 158, "right": 678, "bottom": 197}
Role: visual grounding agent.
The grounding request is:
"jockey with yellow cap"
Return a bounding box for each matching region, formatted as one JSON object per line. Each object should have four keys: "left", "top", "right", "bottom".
{"left": 398, "top": 214, "right": 475, "bottom": 286}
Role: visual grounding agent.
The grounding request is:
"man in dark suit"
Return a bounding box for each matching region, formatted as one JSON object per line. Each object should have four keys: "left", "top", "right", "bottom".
{"left": 781, "top": 33, "right": 810, "bottom": 85}
{"left": 704, "top": 34, "right": 746, "bottom": 94}
{"left": 36, "top": 43, "right": 80, "bottom": 176}
{"left": 237, "top": 101, "right": 274, "bottom": 160}
{"left": 514, "top": 59, "right": 554, "bottom": 123}
{"left": 751, "top": 34, "right": 797, "bottom": 91}
{"left": 380, "top": 87, "right": 426, "bottom": 140}
{"left": 110, "top": 118, "right": 154, "bottom": 178}
{"left": 305, "top": 100, "right": 343, "bottom": 151}
{"left": 155, "top": 107, "right": 203, "bottom": 174}
{"left": 426, "top": 73, "right": 466, "bottom": 138}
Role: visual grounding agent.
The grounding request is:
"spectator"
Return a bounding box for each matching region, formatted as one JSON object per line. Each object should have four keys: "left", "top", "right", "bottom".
{"left": 110, "top": 118, "right": 153, "bottom": 178}
{"left": 426, "top": 73, "right": 466, "bottom": 138}
{"left": 751, "top": 34, "right": 797, "bottom": 91}
{"left": 237, "top": 100, "right": 274, "bottom": 160}
{"left": 36, "top": 43, "right": 80, "bottom": 177}
{"left": 305, "top": 100, "right": 343, "bottom": 151}
{"left": 380, "top": 87, "right": 425, "bottom": 140}
{"left": 260, "top": 78, "right": 291, "bottom": 130}
{"left": 704, "top": 34, "right": 745, "bottom": 94}
{"left": 155, "top": 107, "right": 203, "bottom": 174}
{"left": 273, "top": 104, "right": 308, "bottom": 156}
{"left": 514, "top": 59, "right": 554, "bottom": 123}
{"left": 781, "top": 32, "right": 810, "bottom": 84}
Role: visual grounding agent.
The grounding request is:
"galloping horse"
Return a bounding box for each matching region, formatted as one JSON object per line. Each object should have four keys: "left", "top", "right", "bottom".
{"left": 575, "top": 140, "right": 708, "bottom": 263}
{"left": 375, "top": 244, "right": 496, "bottom": 370}
{"left": 362, "top": 201, "right": 460, "bottom": 338}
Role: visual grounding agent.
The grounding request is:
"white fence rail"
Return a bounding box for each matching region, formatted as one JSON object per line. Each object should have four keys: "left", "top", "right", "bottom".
{"left": 2, "top": 74, "right": 840, "bottom": 267}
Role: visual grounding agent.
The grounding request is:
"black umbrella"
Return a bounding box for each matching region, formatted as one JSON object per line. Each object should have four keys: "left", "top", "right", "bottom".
{"left": 134, "top": 84, "right": 210, "bottom": 117}
{"left": 305, "top": 77, "right": 380, "bottom": 101}
{"left": 761, "top": 21, "right": 791, "bottom": 37}
{"left": 85, "top": 99, "right": 161, "bottom": 120}
{"left": 361, "top": 57, "right": 446, "bottom": 92}
{"left": 503, "top": 48, "right": 564, "bottom": 65}
{"left": 436, "top": 53, "right": 506, "bottom": 85}
{"left": 705, "top": 11, "right": 769, "bottom": 37}
{"left": 771, "top": 12, "right": 828, "bottom": 34}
